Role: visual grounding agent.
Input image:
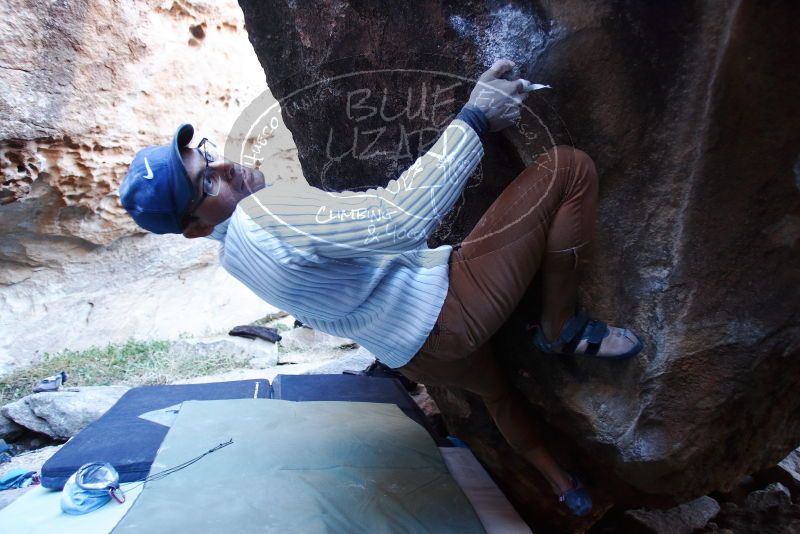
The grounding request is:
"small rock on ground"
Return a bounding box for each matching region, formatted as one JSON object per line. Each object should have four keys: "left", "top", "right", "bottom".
{"left": 754, "top": 447, "right": 800, "bottom": 502}
{"left": 171, "top": 336, "right": 278, "bottom": 367}
{"left": 1, "top": 386, "right": 129, "bottom": 439}
{"left": 277, "top": 327, "right": 356, "bottom": 353}
{"left": 698, "top": 482, "right": 800, "bottom": 533}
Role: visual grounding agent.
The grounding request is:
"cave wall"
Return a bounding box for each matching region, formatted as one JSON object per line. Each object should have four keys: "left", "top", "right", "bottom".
{"left": 0, "top": 0, "right": 303, "bottom": 368}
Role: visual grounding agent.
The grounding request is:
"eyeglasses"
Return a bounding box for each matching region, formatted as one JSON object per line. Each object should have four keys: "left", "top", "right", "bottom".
{"left": 182, "top": 138, "right": 220, "bottom": 227}
{"left": 197, "top": 138, "right": 221, "bottom": 198}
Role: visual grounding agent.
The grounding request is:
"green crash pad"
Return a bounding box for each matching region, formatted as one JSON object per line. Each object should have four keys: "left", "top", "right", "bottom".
{"left": 112, "top": 399, "right": 485, "bottom": 533}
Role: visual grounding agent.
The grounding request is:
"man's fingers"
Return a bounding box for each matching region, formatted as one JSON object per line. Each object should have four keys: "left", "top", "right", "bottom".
{"left": 489, "top": 58, "right": 515, "bottom": 76}
{"left": 480, "top": 58, "right": 515, "bottom": 81}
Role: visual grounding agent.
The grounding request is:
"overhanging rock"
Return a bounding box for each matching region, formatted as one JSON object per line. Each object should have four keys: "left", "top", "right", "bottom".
{"left": 236, "top": 0, "right": 800, "bottom": 528}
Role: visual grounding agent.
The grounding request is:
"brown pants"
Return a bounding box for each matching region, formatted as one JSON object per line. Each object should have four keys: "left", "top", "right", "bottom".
{"left": 397, "top": 145, "right": 599, "bottom": 452}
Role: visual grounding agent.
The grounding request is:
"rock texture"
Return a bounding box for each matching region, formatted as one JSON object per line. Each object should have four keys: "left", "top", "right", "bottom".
{"left": 621, "top": 496, "right": 720, "bottom": 534}
{"left": 0, "top": 0, "right": 304, "bottom": 369}
{"left": 754, "top": 448, "right": 800, "bottom": 503}
{"left": 237, "top": 0, "right": 800, "bottom": 528}
{"left": 277, "top": 326, "right": 357, "bottom": 353}
{"left": 171, "top": 336, "right": 279, "bottom": 368}
{"left": 702, "top": 483, "right": 800, "bottom": 534}
{"left": 0, "top": 414, "right": 23, "bottom": 440}
{"left": 172, "top": 342, "right": 376, "bottom": 383}
{"left": 295, "top": 346, "right": 376, "bottom": 375}
{"left": 1, "top": 386, "right": 129, "bottom": 439}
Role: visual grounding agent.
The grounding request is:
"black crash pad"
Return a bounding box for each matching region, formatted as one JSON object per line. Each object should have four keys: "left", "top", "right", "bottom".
{"left": 41, "top": 379, "right": 269, "bottom": 489}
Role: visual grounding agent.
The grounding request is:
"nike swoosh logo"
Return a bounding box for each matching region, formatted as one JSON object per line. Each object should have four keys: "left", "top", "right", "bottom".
{"left": 143, "top": 157, "right": 154, "bottom": 180}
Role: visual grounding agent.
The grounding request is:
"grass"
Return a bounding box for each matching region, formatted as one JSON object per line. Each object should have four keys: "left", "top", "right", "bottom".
{"left": 0, "top": 338, "right": 253, "bottom": 405}
{"left": 1, "top": 312, "right": 298, "bottom": 405}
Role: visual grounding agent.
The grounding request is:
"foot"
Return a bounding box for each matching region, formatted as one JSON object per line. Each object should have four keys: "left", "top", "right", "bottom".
{"left": 533, "top": 310, "right": 643, "bottom": 359}
{"left": 558, "top": 473, "right": 593, "bottom": 517}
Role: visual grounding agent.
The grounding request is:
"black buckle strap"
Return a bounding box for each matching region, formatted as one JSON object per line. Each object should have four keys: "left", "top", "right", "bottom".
{"left": 561, "top": 313, "right": 590, "bottom": 353}
{"left": 583, "top": 320, "right": 608, "bottom": 355}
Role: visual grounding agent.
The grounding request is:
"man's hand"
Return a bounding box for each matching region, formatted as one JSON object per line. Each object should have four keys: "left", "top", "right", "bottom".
{"left": 467, "top": 58, "right": 526, "bottom": 132}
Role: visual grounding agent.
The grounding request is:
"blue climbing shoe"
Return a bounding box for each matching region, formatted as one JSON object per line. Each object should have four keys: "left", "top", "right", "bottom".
{"left": 558, "top": 473, "right": 593, "bottom": 517}
{"left": 532, "top": 309, "right": 643, "bottom": 359}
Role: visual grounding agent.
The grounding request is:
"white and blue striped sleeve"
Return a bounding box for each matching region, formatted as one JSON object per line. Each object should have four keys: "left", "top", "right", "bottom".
{"left": 240, "top": 116, "right": 484, "bottom": 258}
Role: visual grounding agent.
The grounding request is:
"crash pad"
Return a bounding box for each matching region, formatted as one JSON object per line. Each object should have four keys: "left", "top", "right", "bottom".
{"left": 271, "top": 373, "right": 449, "bottom": 446}
{"left": 41, "top": 380, "right": 268, "bottom": 489}
{"left": 0, "top": 484, "right": 143, "bottom": 534}
{"left": 112, "top": 399, "right": 485, "bottom": 533}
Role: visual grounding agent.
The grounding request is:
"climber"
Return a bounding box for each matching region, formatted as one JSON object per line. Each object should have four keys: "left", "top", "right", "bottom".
{"left": 119, "top": 58, "right": 644, "bottom": 517}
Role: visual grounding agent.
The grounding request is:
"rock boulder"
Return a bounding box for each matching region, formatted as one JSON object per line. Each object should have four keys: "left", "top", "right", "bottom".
{"left": 705, "top": 483, "right": 800, "bottom": 534}
{"left": 1, "top": 386, "right": 129, "bottom": 439}
{"left": 0, "top": 0, "right": 298, "bottom": 369}
{"left": 237, "top": 0, "right": 800, "bottom": 528}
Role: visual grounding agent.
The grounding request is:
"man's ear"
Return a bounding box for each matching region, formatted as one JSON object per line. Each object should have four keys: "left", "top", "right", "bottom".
{"left": 182, "top": 219, "right": 215, "bottom": 239}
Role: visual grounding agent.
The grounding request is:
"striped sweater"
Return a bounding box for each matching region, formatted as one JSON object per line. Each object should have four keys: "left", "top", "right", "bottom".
{"left": 210, "top": 106, "right": 487, "bottom": 368}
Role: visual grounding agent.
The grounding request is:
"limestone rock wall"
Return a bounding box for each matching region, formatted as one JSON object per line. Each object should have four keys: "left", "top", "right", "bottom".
{"left": 0, "top": 0, "right": 303, "bottom": 369}
{"left": 237, "top": 0, "right": 800, "bottom": 529}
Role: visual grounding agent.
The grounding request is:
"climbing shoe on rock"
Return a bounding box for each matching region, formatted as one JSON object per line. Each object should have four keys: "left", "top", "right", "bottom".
{"left": 531, "top": 309, "right": 643, "bottom": 359}
{"left": 559, "top": 473, "right": 593, "bottom": 517}
{"left": 33, "top": 371, "right": 68, "bottom": 393}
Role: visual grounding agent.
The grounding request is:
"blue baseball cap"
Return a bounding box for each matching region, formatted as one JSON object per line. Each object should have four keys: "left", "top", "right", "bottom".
{"left": 119, "top": 123, "right": 197, "bottom": 234}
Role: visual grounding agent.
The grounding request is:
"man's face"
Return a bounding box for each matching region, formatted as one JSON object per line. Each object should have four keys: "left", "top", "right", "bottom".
{"left": 179, "top": 143, "right": 266, "bottom": 238}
